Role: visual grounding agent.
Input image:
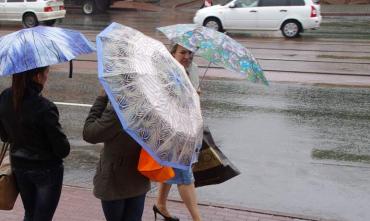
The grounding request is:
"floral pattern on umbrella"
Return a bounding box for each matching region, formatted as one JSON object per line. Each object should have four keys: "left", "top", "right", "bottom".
{"left": 158, "top": 24, "right": 268, "bottom": 85}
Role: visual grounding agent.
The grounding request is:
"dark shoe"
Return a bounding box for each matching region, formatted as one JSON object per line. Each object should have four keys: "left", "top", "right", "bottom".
{"left": 153, "top": 205, "right": 179, "bottom": 221}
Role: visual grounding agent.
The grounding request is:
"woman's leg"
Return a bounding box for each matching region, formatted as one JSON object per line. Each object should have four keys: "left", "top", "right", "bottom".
{"left": 177, "top": 183, "right": 202, "bottom": 221}
{"left": 101, "top": 199, "right": 126, "bottom": 221}
{"left": 155, "top": 183, "right": 172, "bottom": 216}
{"left": 30, "top": 165, "right": 64, "bottom": 221}
{"left": 122, "top": 194, "right": 146, "bottom": 221}
{"left": 13, "top": 168, "right": 37, "bottom": 221}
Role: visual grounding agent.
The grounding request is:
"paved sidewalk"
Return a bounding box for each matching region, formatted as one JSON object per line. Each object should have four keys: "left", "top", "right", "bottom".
{"left": 0, "top": 185, "right": 330, "bottom": 221}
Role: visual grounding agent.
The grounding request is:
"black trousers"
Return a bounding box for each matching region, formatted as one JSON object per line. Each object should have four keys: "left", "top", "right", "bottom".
{"left": 13, "top": 164, "right": 64, "bottom": 221}
{"left": 101, "top": 194, "right": 146, "bottom": 221}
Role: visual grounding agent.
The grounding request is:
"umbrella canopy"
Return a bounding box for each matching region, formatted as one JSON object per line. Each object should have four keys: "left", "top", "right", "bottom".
{"left": 157, "top": 24, "right": 268, "bottom": 85}
{"left": 0, "top": 26, "right": 95, "bottom": 77}
{"left": 96, "top": 22, "right": 203, "bottom": 169}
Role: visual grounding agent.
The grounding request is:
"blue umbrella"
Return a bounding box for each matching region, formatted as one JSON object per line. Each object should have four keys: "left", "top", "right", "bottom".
{"left": 0, "top": 26, "right": 95, "bottom": 77}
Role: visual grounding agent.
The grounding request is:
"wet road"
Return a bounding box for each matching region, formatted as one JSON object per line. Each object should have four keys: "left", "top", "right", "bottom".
{"left": 1, "top": 8, "right": 370, "bottom": 221}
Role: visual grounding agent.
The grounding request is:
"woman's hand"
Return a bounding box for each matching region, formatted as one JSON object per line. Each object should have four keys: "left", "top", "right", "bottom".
{"left": 99, "top": 88, "right": 106, "bottom": 97}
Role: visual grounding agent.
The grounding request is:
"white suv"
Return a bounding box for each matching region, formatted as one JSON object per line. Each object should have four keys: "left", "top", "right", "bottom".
{"left": 193, "top": 0, "right": 321, "bottom": 38}
{"left": 0, "top": 0, "right": 66, "bottom": 28}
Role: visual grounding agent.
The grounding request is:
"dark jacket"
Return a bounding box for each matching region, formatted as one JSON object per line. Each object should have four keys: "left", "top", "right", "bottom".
{"left": 0, "top": 82, "right": 70, "bottom": 169}
{"left": 83, "top": 95, "right": 150, "bottom": 201}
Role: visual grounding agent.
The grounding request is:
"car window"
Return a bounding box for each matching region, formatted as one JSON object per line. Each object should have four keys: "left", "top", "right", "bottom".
{"left": 0, "top": 0, "right": 5, "bottom": 3}
{"left": 26, "top": 0, "right": 37, "bottom": 2}
{"left": 259, "top": 0, "right": 289, "bottom": 6}
{"left": 234, "top": 0, "right": 258, "bottom": 8}
{"left": 7, "top": 0, "right": 24, "bottom": 2}
{"left": 290, "top": 0, "right": 305, "bottom": 5}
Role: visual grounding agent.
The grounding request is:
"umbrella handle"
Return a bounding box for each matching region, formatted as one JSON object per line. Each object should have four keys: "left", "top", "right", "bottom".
{"left": 198, "top": 61, "right": 211, "bottom": 91}
{"left": 69, "top": 60, "right": 73, "bottom": 78}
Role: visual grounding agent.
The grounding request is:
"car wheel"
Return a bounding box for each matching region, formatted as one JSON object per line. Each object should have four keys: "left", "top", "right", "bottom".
{"left": 22, "top": 13, "right": 39, "bottom": 28}
{"left": 44, "top": 19, "right": 57, "bottom": 26}
{"left": 204, "top": 18, "right": 223, "bottom": 32}
{"left": 82, "top": 0, "right": 96, "bottom": 15}
{"left": 281, "top": 20, "right": 301, "bottom": 38}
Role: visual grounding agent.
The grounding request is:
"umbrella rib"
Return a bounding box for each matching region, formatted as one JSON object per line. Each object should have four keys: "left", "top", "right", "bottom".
{"left": 32, "top": 31, "right": 43, "bottom": 67}
{"left": 21, "top": 33, "right": 30, "bottom": 69}
{"left": 50, "top": 40, "right": 63, "bottom": 61}
{"left": 37, "top": 30, "right": 62, "bottom": 62}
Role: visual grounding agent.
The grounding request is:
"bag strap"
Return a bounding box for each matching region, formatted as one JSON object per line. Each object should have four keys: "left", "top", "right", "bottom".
{"left": 0, "top": 142, "right": 9, "bottom": 165}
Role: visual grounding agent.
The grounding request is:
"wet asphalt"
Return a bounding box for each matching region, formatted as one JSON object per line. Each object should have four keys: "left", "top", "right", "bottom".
{"left": 0, "top": 7, "right": 370, "bottom": 221}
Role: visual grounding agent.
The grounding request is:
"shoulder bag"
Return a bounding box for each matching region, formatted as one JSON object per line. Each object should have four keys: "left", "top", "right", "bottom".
{"left": 0, "top": 142, "right": 19, "bottom": 210}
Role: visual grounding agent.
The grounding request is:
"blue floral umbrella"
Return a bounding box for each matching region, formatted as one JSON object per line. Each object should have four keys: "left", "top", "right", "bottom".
{"left": 96, "top": 23, "right": 203, "bottom": 170}
{"left": 0, "top": 26, "right": 95, "bottom": 77}
{"left": 157, "top": 24, "right": 268, "bottom": 85}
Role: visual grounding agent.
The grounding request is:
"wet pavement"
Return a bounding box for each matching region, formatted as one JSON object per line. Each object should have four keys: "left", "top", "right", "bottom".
{"left": 2, "top": 75, "right": 370, "bottom": 221}
{"left": 1, "top": 186, "right": 328, "bottom": 221}
{"left": 1, "top": 3, "right": 370, "bottom": 221}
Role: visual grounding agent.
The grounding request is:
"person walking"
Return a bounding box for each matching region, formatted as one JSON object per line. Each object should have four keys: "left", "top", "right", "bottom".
{"left": 153, "top": 44, "right": 202, "bottom": 221}
{"left": 83, "top": 89, "right": 151, "bottom": 221}
{"left": 0, "top": 66, "right": 70, "bottom": 221}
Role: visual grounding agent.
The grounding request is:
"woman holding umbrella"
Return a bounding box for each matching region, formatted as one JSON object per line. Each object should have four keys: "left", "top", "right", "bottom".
{"left": 0, "top": 66, "right": 70, "bottom": 221}
{"left": 153, "top": 43, "right": 202, "bottom": 221}
{"left": 0, "top": 26, "right": 94, "bottom": 221}
{"left": 92, "top": 23, "right": 204, "bottom": 221}
{"left": 83, "top": 89, "right": 151, "bottom": 221}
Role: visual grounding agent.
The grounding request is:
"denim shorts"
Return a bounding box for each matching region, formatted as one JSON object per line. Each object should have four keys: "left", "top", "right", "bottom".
{"left": 165, "top": 168, "right": 194, "bottom": 185}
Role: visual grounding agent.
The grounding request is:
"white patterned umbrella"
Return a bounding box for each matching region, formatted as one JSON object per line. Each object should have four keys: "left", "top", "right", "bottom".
{"left": 96, "top": 23, "right": 203, "bottom": 169}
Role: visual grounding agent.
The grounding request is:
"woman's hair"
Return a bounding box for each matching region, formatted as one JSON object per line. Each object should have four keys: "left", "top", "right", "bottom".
{"left": 12, "top": 66, "right": 48, "bottom": 112}
{"left": 169, "top": 43, "right": 179, "bottom": 55}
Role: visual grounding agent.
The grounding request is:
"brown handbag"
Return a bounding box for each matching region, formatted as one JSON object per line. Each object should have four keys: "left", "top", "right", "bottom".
{"left": 0, "top": 142, "right": 19, "bottom": 210}
{"left": 192, "top": 127, "right": 240, "bottom": 188}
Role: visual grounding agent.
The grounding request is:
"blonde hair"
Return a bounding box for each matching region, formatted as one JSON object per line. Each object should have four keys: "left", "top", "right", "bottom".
{"left": 169, "top": 43, "right": 179, "bottom": 54}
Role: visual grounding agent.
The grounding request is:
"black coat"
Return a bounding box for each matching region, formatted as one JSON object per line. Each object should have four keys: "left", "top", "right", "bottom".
{"left": 0, "top": 82, "right": 70, "bottom": 169}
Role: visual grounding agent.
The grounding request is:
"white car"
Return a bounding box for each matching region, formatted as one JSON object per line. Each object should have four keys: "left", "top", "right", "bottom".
{"left": 0, "top": 0, "right": 66, "bottom": 28}
{"left": 193, "top": 0, "right": 322, "bottom": 38}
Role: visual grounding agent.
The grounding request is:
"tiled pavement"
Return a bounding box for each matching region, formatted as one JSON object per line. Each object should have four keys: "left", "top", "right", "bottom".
{"left": 0, "top": 185, "right": 331, "bottom": 221}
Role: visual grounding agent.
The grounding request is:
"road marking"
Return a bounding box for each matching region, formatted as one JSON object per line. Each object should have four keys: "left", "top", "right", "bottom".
{"left": 54, "top": 102, "right": 92, "bottom": 107}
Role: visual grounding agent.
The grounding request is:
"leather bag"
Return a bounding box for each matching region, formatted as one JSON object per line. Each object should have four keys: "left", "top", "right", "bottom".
{"left": 0, "top": 142, "right": 19, "bottom": 210}
{"left": 192, "top": 127, "right": 241, "bottom": 187}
